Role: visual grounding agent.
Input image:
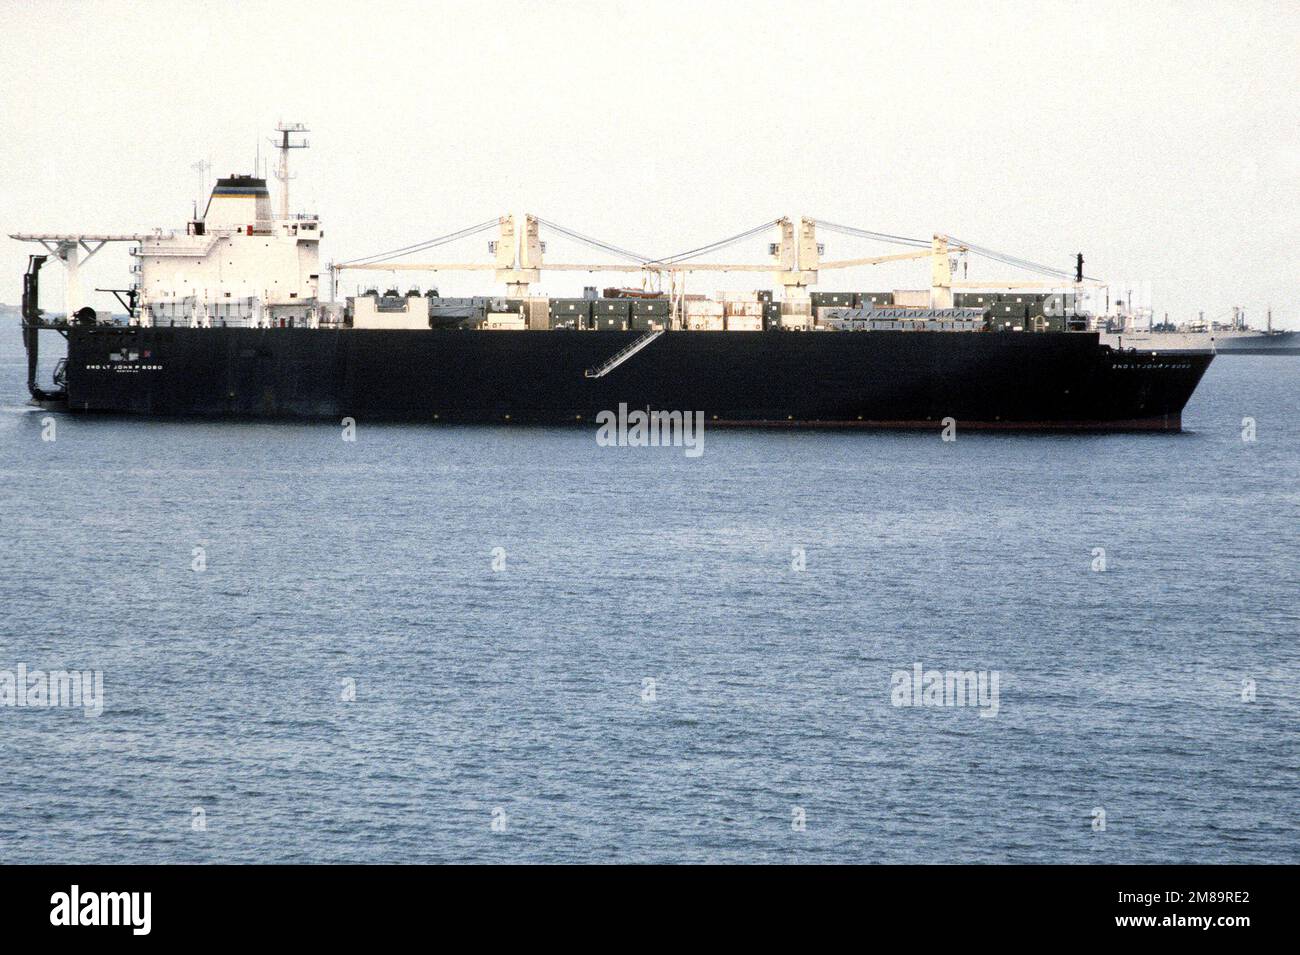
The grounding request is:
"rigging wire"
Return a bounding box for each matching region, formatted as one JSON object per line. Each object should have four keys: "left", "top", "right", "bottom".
{"left": 654, "top": 219, "right": 783, "bottom": 265}
{"left": 818, "top": 219, "right": 1098, "bottom": 282}
{"left": 954, "top": 244, "right": 1073, "bottom": 279}
{"left": 948, "top": 235, "right": 1098, "bottom": 282}
{"left": 815, "top": 220, "right": 931, "bottom": 249}
{"left": 531, "top": 216, "right": 655, "bottom": 264}
{"left": 336, "top": 218, "right": 501, "bottom": 267}
{"left": 534, "top": 216, "right": 783, "bottom": 269}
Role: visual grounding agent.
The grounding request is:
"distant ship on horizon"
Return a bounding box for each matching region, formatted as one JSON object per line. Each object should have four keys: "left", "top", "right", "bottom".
{"left": 1098, "top": 308, "right": 1298, "bottom": 355}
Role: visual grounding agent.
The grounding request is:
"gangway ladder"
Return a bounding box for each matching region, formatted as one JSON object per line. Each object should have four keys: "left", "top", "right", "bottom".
{"left": 584, "top": 329, "right": 664, "bottom": 378}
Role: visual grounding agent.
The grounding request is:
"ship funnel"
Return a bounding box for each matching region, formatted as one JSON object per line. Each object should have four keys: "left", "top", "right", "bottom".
{"left": 203, "top": 174, "right": 272, "bottom": 227}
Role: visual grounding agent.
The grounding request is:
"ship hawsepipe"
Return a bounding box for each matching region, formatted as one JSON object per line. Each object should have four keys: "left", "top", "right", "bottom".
{"left": 55, "top": 324, "right": 1212, "bottom": 430}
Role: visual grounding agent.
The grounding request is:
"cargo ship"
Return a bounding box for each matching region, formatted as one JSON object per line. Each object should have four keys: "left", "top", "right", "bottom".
{"left": 14, "top": 125, "right": 1213, "bottom": 431}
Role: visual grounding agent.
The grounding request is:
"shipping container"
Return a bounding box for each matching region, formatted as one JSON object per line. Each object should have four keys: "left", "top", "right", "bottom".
{"left": 856, "top": 292, "right": 895, "bottom": 307}
{"left": 632, "top": 299, "right": 670, "bottom": 316}
{"left": 484, "top": 312, "right": 526, "bottom": 330}
{"left": 549, "top": 298, "right": 591, "bottom": 320}
{"left": 762, "top": 301, "right": 781, "bottom": 330}
{"left": 524, "top": 297, "right": 550, "bottom": 330}
{"left": 987, "top": 312, "right": 1026, "bottom": 331}
{"left": 687, "top": 315, "right": 725, "bottom": 331}
{"left": 1026, "top": 315, "right": 1065, "bottom": 332}
{"left": 684, "top": 300, "right": 724, "bottom": 317}
{"left": 892, "top": 289, "right": 929, "bottom": 308}
{"left": 810, "top": 291, "right": 855, "bottom": 307}
{"left": 592, "top": 298, "right": 631, "bottom": 318}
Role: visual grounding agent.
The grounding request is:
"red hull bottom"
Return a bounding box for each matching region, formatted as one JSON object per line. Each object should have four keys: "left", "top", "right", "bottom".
{"left": 708, "top": 414, "right": 1181, "bottom": 432}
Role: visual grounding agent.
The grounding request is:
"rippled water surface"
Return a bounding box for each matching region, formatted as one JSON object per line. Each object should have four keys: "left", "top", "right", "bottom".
{"left": 1, "top": 322, "right": 1296, "bottom": 863}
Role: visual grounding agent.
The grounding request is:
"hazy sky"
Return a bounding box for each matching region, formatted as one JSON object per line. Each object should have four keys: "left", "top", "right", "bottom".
{"left": 2, "top": 0, "right": 1297, "bottom": 326}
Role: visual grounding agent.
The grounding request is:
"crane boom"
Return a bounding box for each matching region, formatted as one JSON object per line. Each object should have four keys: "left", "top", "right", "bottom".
{"left": 818, "top": 249, "right": 939, "bottom": 269}
{"left": 331, "top": 220, "right": 1101, "bottom": 306}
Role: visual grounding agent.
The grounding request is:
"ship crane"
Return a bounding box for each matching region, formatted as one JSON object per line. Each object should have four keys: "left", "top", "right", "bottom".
{"left": 333, "top": 216, "right": 1103, "bottom": 325}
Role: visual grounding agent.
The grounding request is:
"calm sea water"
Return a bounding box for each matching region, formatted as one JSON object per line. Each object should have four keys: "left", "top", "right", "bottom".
{"left": 1, "top": 320, "right": 1296, "bottom": 864}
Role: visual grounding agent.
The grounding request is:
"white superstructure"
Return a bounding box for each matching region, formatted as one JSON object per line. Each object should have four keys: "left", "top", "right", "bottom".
{"left": 136, "top": 124, "right": 321, "bottom": 328}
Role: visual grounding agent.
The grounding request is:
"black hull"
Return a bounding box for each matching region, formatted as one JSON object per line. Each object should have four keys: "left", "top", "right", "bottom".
{"left": 60, "top": 326, "right": 1212, "bottom": 431}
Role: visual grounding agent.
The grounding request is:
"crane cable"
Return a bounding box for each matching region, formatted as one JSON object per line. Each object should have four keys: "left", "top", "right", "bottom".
{"left": 531, "top": 216, "right": 655, "bottom": 264}
{"left": 654, "top": 219, "right": 783, "bottom": 265}
{"left": 336, "top": 218, "right": 501, "bottom": 267}
{"left": 947, "top": 235, "right": 1098, "bottom": 282}
{"left": 820, "top": 219, "right": 1099, "bottom": 282}
{"left": 534, "top": 216, "right": 783, "bottom": 269}
{"left": 816, "top": 220, "right": 931, "bottom": 249}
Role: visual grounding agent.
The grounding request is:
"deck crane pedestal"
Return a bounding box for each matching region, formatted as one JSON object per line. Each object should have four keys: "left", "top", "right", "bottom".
{"left": 493, "top": 214, "right": 543, "bottom": 298}
{"left": 769, "top": 217, "right": 820, "bottom": 329}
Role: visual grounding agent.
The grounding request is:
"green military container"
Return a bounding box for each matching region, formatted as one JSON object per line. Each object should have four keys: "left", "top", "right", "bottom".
{"left": 549, "top": 298, "right": 591, "bottom": 322}
{"left": 988, "top": 303, "right": 1029, "bottom": 330}
{"left": 811, "top": 291, "right": 855, "bottom": 308}
{"left": 592, "top": 298, "right": 631, "bottom": 319}
{"left": 857, "top": 291, "right": 895, "bottom": 307}
{"left": 763, "top": 301, "right": 782, "bottom": 330}
{"left": 631, "top": 298, "right": 670, "bottom": 317}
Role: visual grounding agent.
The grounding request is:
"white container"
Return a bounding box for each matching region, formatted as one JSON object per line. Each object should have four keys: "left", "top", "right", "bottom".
{"left": 684, "top": 300, "right": 724, "bottom": 317}
{"left": 893, "top": 289, "right": 930, "bottom": 308}
{"left": 687, "top": 315, "right": 725, "bottom": 331}
{"left": 353, "top": 295, "right": 430, "bottom": 330}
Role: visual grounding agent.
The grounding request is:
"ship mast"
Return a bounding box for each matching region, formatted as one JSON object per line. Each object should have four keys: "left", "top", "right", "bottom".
{"left": 271, "top": 121, "right": 309, "bottom": 218}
